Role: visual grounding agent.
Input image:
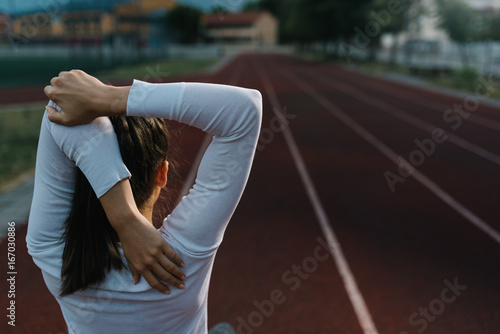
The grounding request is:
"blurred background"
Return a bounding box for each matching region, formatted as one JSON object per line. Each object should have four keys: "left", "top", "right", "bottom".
{"left": 1, "top": 0, "right": 500, "bottom": 202}
{"left": 1, "top": 1, "right": 500, "bottom": 333}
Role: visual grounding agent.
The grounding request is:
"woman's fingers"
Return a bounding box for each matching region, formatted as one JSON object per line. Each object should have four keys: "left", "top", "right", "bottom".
{"left": 151, "top": 262, "right": 186, "bottom": 291}
{"left": 44, "top": 85, "right": 53, "bottom": 99}
{"left": 141, "top": 270, "right": 171, "bottom": 295}
{"left": 50, "top": 76, "right": 58, "bottom": 87}
{"left": 157, "top": 253, "right": 186, "bottom": 285}
{"left": 162, "top": 243, "right": 185, "bottom": 268}
{"left": 46, "top": 105, "right": 64, "bottom": 124}
{"left": 46, "top": 105, "right": 76, "bottom": 126}
{"left": 43, "top": 69, "right": 105, "bottom": 126}
{"left": 128, "top": 261, "right": 141, "bottom": 285}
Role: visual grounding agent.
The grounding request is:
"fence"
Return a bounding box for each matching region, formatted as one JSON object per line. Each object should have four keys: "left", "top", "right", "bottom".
{"left": 330, "top": 41, "right": 500, "bottom": 76}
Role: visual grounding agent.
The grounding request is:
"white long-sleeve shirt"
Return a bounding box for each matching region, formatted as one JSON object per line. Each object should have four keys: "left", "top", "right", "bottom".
{"left": 26, "top": 80, "right": 262, "bottom": 334}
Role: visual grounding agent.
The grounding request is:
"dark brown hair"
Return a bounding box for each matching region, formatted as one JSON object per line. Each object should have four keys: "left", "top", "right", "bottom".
{"left": 59, "top": 116, "right": 170, "bottom": 296}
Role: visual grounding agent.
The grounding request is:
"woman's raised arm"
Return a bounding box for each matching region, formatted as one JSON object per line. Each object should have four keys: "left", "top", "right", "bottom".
{"left": 44, "top": 72, "right": 186, "bottom": 294}
{"left": 45, "top": 68, "right": 262, "bottom": 253}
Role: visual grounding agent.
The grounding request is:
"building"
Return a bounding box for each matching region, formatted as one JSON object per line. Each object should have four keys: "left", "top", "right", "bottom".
{"left": 468, "top": 0, "right": 500, "bottom": 10}
{"left": 0, "top": 12, "right": 11, "bottom": 39}
{"left": 394, "top": 0, "right": 500, "bottom": 47}
{"left": 10, "top": 12, "right": 63, "bottom": 43}
{"left": 396, "top": 0, "right": 448, "bottom": 45}
{"left": 10, "top": 0, "right": 177, "bottom": 47}
{"left": 203, "top": 11, "right": 278, "bottom": 45}
{"left": 61, "top": 10, "right": 115, "bottom": 45}
{"left": 114, "top": 0, "right": 177, "bottom": 47}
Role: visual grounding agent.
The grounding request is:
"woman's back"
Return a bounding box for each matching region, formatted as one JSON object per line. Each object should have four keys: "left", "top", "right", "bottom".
{"left": 40, "top": 233, "right": 215, "bottom": 333}
{"left": 27, "top": 80, "right": 262, "bottom": 333}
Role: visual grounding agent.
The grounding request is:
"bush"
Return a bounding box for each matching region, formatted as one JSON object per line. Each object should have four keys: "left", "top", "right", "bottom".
{"left": 451, "top": 68, "right": 479, "bottom": 90}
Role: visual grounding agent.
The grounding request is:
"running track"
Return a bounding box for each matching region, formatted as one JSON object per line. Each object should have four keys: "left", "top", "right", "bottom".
{"left": 1, "top": 53, "right": 499, "bottom": 333}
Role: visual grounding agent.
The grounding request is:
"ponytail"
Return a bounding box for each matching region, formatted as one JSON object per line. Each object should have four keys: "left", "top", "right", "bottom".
{"left": 60, "top": 116, "right": 171, "bottom": 296}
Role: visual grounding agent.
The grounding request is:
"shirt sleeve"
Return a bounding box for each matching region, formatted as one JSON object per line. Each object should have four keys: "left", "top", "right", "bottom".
{"left": 47, "top": 100, "right": 131, "bottom": 198}
{"left": 126, "top": 80, "right": 262, "bottom": 253}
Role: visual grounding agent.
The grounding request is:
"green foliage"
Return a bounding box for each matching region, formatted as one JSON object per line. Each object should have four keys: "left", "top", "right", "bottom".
{"left": 368, "top": 0, "right": 412, "bottom": 35}
{"left": 328, "top": 0, "right": 376, "bottom": 40}
{"left": 166, "top": 5, "right": 203, "bottom": 44}
{"left": 0, "top": 57, "right": 105, "bottom": 87}
{"left": 284, "top": 0, "right": 317, "bottom": 43}
{"left": 243, "top": 0, "right": 283, "bottom": 17}
{"left": 455, "top": 67, "right": 479, "bottom": 83}
{"left": 0, "top": 105, "right": 43, "bottom": 190}
{"left": 435, "top": 0, "right": 478, "bottom": 43}
{"left": 435, "top": 0, "right": 482, "bottom": 68}
{"left": 488, "top": 11, "right": 500, "bottom": 41}
{"left": 248, "top": 0, "right": 384, "bottom": 45}
{"left": 441, "top": 68, "right": 480, "bottom": 91}
{"left": 243, "top": 0, "right": 293, "bottom": 42}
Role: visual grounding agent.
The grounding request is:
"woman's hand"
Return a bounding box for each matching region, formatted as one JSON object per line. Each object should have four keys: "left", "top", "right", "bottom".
{"left": 117, "top": 212, "right": 186, "bottom": 294}
{"left": 45, "top": 70, "right": 186, "bottom": 293}
{"left": 100, "top": 179, "right": 186, "bottom": 294}
{"left": 44, "top": 70, "right": 130, "bottom": 126}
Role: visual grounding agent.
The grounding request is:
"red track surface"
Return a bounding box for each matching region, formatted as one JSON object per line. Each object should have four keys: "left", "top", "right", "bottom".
{"left": 1, "top": 54, "right": 499, "bottom": 334}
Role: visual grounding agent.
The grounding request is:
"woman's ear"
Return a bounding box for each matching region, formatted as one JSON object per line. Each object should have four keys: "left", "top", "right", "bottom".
{"left": 156, "top": 161, "right": 169, "bottom": 188}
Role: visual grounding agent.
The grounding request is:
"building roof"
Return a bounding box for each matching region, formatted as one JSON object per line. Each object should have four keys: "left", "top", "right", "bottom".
{"left": 8, "top": 0, "right": 177, "bottom": 17}
{"left": 0, "top": 12, "right": 11, "bottom": 35}
{"left": 203, "top": 11, "right": 270, "bottom": 28}
{"left": 0, "top": 12, "right": 11, "bottom": 23}
{"left": 116, "top": 0, "right": 177, "bottom": 14}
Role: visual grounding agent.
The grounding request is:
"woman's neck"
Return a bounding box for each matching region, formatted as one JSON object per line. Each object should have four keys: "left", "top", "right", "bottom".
{"left": 139, "top": 188, "right": 161, "bottom": 225}
{"left": 139, "top": 206, "right": 154, "bottom": 225}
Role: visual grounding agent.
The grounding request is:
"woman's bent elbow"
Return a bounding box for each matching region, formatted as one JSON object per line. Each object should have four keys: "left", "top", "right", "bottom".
{"left": 247, "top": 89, "right": 263, "bottom": 124}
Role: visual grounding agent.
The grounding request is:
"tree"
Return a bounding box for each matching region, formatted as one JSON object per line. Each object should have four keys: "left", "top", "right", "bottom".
{"left": 166, "top": 5, "right": 202, "bottom": 44}
{"left": 243, "top": 0, "right": 294, "bottom": 42}
{"left": 244, "top": 0, "right": 281, "bottom": 14}
{"left": 283, "top": 0, "right": 374, "bottom": 52}
{"left": 490, "top": 11, "right": 500, "bottom": 41}
{"left": 435, "top": 0, "right": 479, "bottom": 68}
{"left": 480, "top": 9, "right": 500, "bottom": 73}
{"left": 245, "top": 0, "right": 388, "bottom": 55}
{"left": 368, "top": 0, "right": 414, "bottom": 64}
{"left": 283, "top": 0, "right": 318, "bottom": 48}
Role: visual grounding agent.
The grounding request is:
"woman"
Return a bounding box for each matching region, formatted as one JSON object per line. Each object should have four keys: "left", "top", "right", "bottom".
{"left": 27, "top": 70, "right": 262, "bottom": 333}
{"left": 59, "top": 115, "right": 175, "bottom": 298}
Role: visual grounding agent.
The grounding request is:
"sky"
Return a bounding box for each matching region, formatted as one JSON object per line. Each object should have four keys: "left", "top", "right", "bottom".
{"left": 0, "top": 0, "right": 253, "bottom": 15}
{"left": 2, "top": 0, "right": 500, "bottom": 15}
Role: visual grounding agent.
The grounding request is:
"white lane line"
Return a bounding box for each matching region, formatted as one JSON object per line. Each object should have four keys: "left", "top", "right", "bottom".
{"left": 175, "top": 58, "right": 245, "bottom": 205}
{"left": 281, "top": 70, "right": 500, "bottom": 246}
{"left": 302, "top": 70, "right": 500, "bottom": 167}
{"left": 256, "top": 63, "right": 380, "bottom": 334}
{"left": 333, "top": 70, "right": 500, "bottom": 133}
